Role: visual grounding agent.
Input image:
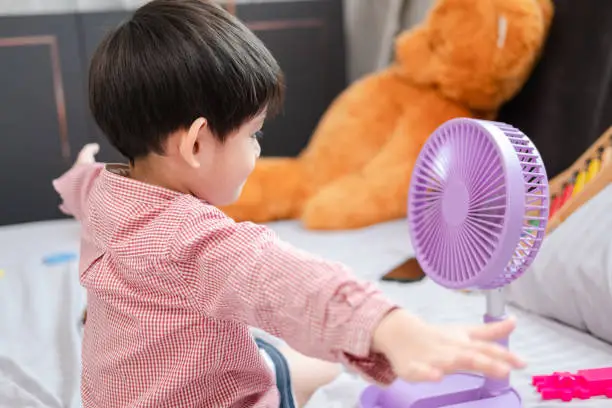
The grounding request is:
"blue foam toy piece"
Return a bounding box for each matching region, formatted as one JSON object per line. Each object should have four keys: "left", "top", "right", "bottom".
{"left": 42, "top": 252, "right": 77, "bottom": 265}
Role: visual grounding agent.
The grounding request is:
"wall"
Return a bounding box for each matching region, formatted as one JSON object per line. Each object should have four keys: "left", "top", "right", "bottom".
{"left": 343, "top": 0, "right": 434, "bottom": 82}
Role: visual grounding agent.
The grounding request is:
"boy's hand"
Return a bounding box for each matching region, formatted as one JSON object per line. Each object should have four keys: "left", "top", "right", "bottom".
{"left": 76, "top": 143, "right": 100, "bottom": 165}
{"left": 372, "top": 309, "right": 525, "bottom": 383}
{"left": 53, "top": 143, "right": 102, "bottom": 220}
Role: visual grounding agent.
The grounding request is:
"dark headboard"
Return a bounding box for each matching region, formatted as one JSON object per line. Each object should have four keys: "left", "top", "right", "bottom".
{"left": 497, "top": 0, "right": 612, "bottom": 179}
{"left": 0, "top": 0, "right": 346, "bottom": 225}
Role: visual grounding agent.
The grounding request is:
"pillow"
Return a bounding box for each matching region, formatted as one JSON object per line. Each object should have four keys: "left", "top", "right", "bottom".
{"left": 506, "top": 184, "right": 612, "bottom": 344}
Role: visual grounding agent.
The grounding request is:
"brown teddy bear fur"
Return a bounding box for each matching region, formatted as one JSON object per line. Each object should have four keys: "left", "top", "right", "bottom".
{"left": 221, "top": 0, "right": 554, "bottom": 230}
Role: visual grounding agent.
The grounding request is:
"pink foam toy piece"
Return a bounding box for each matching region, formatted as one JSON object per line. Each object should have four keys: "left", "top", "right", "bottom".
{"left": 532, "top": 368, "right": 612, "bottom": 401}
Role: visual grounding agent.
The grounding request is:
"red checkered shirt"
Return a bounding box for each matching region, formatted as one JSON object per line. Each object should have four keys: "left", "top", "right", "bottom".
{"left": 53, "top": 163, "right": 397, "bottom": 407}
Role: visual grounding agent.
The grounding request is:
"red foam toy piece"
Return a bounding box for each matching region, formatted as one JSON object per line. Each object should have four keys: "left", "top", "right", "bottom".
{"left": 532, "top": 367, "right": 612, "bottom": 401}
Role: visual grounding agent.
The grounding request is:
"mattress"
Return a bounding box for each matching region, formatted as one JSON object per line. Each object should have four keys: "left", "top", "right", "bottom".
{"left": 1, "top": 218, "right": 611, "bottom": 407}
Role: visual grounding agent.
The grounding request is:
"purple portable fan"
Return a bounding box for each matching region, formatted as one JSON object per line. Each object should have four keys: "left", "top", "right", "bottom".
{"left": 360, "top": 118, "right": 549, "bottom": 407}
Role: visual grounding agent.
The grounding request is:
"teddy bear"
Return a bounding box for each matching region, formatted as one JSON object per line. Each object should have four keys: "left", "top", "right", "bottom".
{"left": 221, "top": 0, "right": 554, "bottom": 230}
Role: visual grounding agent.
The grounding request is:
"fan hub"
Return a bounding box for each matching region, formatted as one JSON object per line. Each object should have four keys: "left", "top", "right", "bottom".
{"left": 442, "top": 178, "right": 469, "bottom": 227}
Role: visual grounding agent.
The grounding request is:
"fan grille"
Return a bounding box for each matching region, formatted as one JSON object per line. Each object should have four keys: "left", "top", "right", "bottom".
{"left": 487, "top": 122, "right": 548, "bottom": 288}
{"left": 408, "top": 119, "right": 548, "bottom": 289}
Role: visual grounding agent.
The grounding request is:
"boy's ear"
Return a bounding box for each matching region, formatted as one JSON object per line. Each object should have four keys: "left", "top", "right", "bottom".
{"left": 179, "top": 117, "right": 207, "bottom": 168}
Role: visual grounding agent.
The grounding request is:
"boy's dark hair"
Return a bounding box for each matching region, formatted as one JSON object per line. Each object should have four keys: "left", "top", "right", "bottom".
{"left": 89, "top": 0, "right": 284, "bottom": 162}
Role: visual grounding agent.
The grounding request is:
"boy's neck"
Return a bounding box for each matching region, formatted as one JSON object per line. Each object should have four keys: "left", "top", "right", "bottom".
{"left": 129, "top": 155, "right": 191, "bottom": 195}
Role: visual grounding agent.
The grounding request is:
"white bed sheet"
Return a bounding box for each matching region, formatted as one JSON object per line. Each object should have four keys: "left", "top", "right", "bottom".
{"left": 1, "top": 218, "right": 611, "bottom": 407}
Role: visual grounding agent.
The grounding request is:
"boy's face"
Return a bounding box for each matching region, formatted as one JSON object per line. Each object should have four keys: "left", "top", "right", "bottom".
{"left": 187, "top": 112, "right": 264, "bottom": 206}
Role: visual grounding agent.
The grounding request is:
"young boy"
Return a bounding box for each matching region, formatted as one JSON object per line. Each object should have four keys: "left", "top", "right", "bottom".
{"left": 54, "top": 1, "right": 525, "bottom": 407}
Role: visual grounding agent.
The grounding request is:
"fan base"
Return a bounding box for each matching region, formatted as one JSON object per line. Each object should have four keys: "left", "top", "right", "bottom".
{"left": 359, "top": 373, "right": 521, "bottom": 408}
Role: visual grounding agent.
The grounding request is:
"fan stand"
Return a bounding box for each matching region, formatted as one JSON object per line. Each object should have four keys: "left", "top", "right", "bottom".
{"left": 361, "top": 289, "right": 521, "bottom": 408}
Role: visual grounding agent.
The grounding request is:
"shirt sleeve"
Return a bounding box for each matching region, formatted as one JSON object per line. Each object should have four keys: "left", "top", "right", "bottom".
{"left": 170, "top": 205, "right": 398, "bottom": 385}
{"left": 52, "top": 163, "right": 104, "bottom": 221}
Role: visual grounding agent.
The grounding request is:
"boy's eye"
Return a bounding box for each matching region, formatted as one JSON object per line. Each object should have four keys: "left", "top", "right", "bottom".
{"left": 252, "top": 130, "right": 264, "bottom": 140}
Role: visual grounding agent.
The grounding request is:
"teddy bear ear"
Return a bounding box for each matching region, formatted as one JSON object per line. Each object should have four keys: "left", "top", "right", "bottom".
{"left": 395, "top": 0, "right": 551, "bottom": 112}
{"left": 393, "top": 25, "right": 441, "bottom": 85}
{"left": 533, "top": 0, "right": 554, "bottom": 33}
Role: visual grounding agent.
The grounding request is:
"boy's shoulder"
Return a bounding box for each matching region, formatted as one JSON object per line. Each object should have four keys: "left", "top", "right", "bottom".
{"left": 167, "top": 196, "right": 276, "bottom": 263}
{"left": 162, "top": 195, "right": 241, "bottom": 256}
{"left": 96, "top": 165, "right": 226, "bottom": 229}
{"left": 168, "top": 194, "right": 231, "bottom": 228}
{"left": 144, "top": 193, "right": 231, "bottom": 243}
{"left": 92, "top": 174, "right": 234, "bottom": 260}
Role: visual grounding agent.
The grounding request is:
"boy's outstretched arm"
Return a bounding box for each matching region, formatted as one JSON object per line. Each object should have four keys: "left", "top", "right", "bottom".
{"left": 52, "top": 143, "right": 104, "bottom": 221}
{"left": 173, "top": 206, "right": 526, "bottom": 385}
{"left": 171, "top": 205, "right": 399, "bottom": 384}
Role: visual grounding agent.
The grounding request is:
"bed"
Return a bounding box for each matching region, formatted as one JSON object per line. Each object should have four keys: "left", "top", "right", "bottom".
{"left": 1, "top": 218, "right": 612, "bottom": 407}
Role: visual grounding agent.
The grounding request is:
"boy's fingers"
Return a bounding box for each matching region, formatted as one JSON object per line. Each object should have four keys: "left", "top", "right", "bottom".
{"left": 456, "top": 350, "right": 512, "bottom": 379}
{"left": 470, "top": 341, "right": 526, "bottom": 368}
{"left": 83, "top": 143, "right": 100, "bottom": 156}
{"left": 396, "top": 361, "right": 443, "bottom": 383}
{"left": 77, "top": 143, "right": 100, "bottom": 163}
{"left": 466, "top": 318, "right": 516, "bottom": 342}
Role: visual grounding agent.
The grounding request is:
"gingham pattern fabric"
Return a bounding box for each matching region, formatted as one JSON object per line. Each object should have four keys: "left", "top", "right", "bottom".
{"left": 53, "top": 163, "right": 397, "bottom": 407}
